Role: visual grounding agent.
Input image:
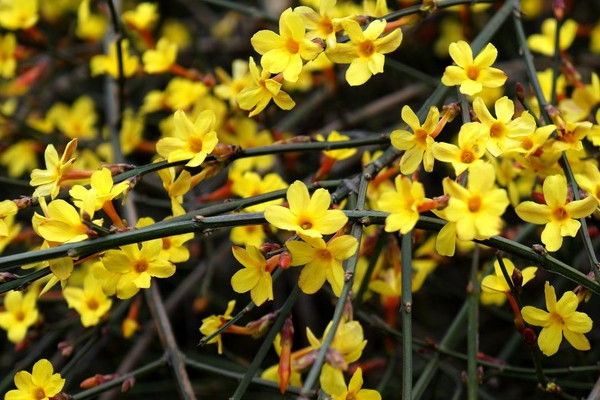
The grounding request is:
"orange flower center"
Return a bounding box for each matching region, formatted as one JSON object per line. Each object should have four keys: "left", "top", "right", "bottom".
{"left": 549, "top": 311, "right": 564, "bottom": 327}
{"left": 466, "top": 65, "right": 480, "bottom": 80}
{"left": 358, "top": 40, "right": 375, "bottom": 57}
{"left": 34, "top": 387, "right": 46, "bottom": 400}
{"left": 460, "top": 149, "right": 475, "bottom": 163}
{"left": 286, "top": 39, "right": 299, "bottom": 54}
{"left": 490, "top": 122, "right": 506, "bottom": 138}
{"left": 317, "top": 249, "right": 331, "bottom": 261}
{"left": 188, "top": 136, "right": 204, "bottom": 153}
{"left": 415, "top": 129, "right": 428, "bottom": 146}
{"left": 299, "top": 219, "right": 313, "bottom": 230}
{"left": 552, "top": 207, "right": 569, "bottom": 221}
{"left": 162, "top": 237, "right": 171, "bottom": 250}
{"left": 468, "top": 196, "right": 481, "bottom": 212}
{"left": 135, "top": 260, "right": 148, "bottom": 273}
{"left": 319, "top": 19, "right": 334, "bottom": 35}
{"left": 86, "top": 298, "right": 99, "bottom": 310}
{"left": 521, "top": 137, "right": 533, "bottom": 150}
{"left": 14, "top": 309, "right": 25, "bottom": 321}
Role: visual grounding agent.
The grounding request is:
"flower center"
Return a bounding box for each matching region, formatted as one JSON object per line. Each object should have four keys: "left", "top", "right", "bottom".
{"left": 286, "top": 39, "right": 299, "bottom": 54}
{"left": 162, "top": 237, "right": 171, "bottom": 250}
{"left": 86, "top": 298, "right": 99, "bottom": 310}
{"left": 415, "top": 129, "right": 428, "bottom": 146}
{"left": 188, "top": 136, "right": 203, "bottom": 153}
{"left": 14, "top": 309, "right": 25, "bottom": 321}
{"left": 317, "top": 249, "right": 331, "bottom": 260}
{"left": 460, "top": 149, "right": 475, "bottom": 163}
{"left": 549, "top": 311, "right": 564, "bottom": 327}
{"left": 34, "top": 387, "right": 46, "bottom": 400}
{"left": 521, "top": 137, "right": 533, "bottom": 150}
{"left": 552, "top": 207, "right": 569, "bottom": 221}
{"left": 490, "top": 122, "right": 506, "bottom": 138}
{"left": 319, "top": 19, "right": 334, "bottom": 35}
{"left": 466, "top": 65, "right": 480, "bottom": 80}
{"left": 135, "top": 260, "right": 148, "bottom": 273}
{"left": 358, "top": 40, "right": 375, "bottom": 57}
{"left": 468, "top": 196, "right": 481, "bottom": 212}
{"left": 299, "top": 219, "right": 313, "bottom": 230}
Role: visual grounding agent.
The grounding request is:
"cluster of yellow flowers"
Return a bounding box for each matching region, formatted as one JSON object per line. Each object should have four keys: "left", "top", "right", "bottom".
{"left": 1, "top": 0, "right": 600, "bottom": 399}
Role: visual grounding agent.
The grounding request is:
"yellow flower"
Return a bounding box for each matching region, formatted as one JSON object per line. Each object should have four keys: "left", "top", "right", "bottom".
{"left": 122, "top": 2, "right": 159, "bottom": 31}
{"left": 481, "top": 258, "right": 537, "bottom": 294}
{"left": 431, "top": 122, "right": 487, "bottom": 176}
{"left": 0, "top": 140, "right": 39, "bottom": 178}
{"left": 316, "top": 131, "right": 357, "bottom": 161}
{"left": 287, "top": 234, "right": 358, "bottom": 296}
{"left": 264, "top": 180, "right": 348, "bottom": 238}
{"left": 237, "top": 57, "right": 295, "bottom": 117}
{"left": 230, "top": 245, "right": 274, "bottom": 306}
{"left": 5, "top": 359, "right": 65, "bottom": 400}
{"left": 377, "top": 175, "right": 428, "bottom": 234}
{"left": 90, "top": 39, "right": 139, "bottom": 78}
{"left": 231, "top": 171, "right": 288, "bottom": 212}
{"left": 221, "top": 116, "right": 275, "bottom": 172}
{"left": 156, "top": 109, "right": 219, "bottom": 167}
{"left": 320, "top": 365, "right": 381, "bottom": 400}
{"left": 294, "top": 0, "right": 346, "bottom": 49}
{"left": 515, "top": 174, "right": 597, "bottom": 252}
{"left": 101, "top": 240, "right": 176, "bottom": 299}
{"left": 441, "top": 41, "right": 507, "bottom": 96}
{"left": 157, "top": 166, "right": 190, "bottom": 216}
{"left": 70, "top": 168, "right": 129, "bottom": 211}
{"left": 521, "top": 281, "right": 592, "bottom": 356}
{"left": 327, "top": 19, "right": 402, "bottom": 86}
{"left": 472, "top": 96, "right": 536, "bottom": 157}
{"left": 199, "top": 299, "right": 235, "bottom": 354}
{"left": 0, "top": 199, "right": 18, "bottom": 237}
{"left": 306, "top": 319, "right": 367, "bottom": 369}
{"left": 63, "top": 273, "right": 112, "bottom": 327}
{"left": 441, "top": 162, "right": 509, "bottom": 241}
{"left": 46, "top": 95, "right": 98, "bottom": 140}
{"left": 76, "top": 0, "right": 107, "bottom": 42}
{"left": 30, "top": 138, "right": 78, "bottom": 199}
{"left": 251, "top": 8, "right": 322, "bottom": 82}
{"left": 390, "top": 105, "right": 440, "bottom": 174}
{"left": 120, "top": 108, "right": 145, "bottom": 155}
{"left": 0, "top": 33, "right": 16, "bottom": 78}
{"left": 135, "top": 217, "right": 194, "bottom": 263}
{"left": 143, "top": 37, "right": 178, "bottom": 73}
{"left": 527, "top": 19, "right": 578, "bottom": 57}
{"left": 214, "top": 59, "right": 252, "bottom": 108}
{"left": 0, "top": 0, "right": 38, "bottom": 30}
{"left": 0, "top": 289, "right": 38, "bottom": 343}
{"left": 230, "top": 225, "right": 267, "bottom": 248}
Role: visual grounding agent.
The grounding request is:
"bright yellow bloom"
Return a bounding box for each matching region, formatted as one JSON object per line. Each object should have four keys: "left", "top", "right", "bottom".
{"left": 46, "top": 95, "right": 98, "bottom": 140}
{"left": 481, "top": 258, "right": 537, "bottom": 294}
{"left": 527, "top": 19, "right": 578, "bottom": 56}
{"left": 5, "top": 359, "right": 65, "bottom": 400}
{"left": 390, "top": 105, "right": 440, "bottom": 174}
{"left": 287, "top": 234, "right": 358, "bottom": 296}
{"left": 70, "top": 168, "right": 129, "bottom": 211}
{"left": 441, "top": 41, "right": 507, "bottom": 96}
{"left": 231, "top": 171, "right": 288, "bottom": 212}
{"left": 230, "top": 245, "right": 274, "bottom": 306}
{"left": 441, "top": 162, "right": 509, "bottom": 241}
{"left": 522, "top": 282, "right": 592, "bottom": 356}
{"left": 378, "top": 176, "right": 428, "bottom": 234}
{"left": 431, "top": 122, "right": 487, "bottom": 176}
{"left": 0, "top": 199, "right": 18, "bottom": 237}
{"left": 33, "top": 195, "right": 98, "bottom": 246}
{"left": 76, "top": 0, "right": 107, "bottom": 42}
{"left": 251, "top": 8, "right": 322, "bottom": 82}
{"left": 135, "top": 217, "right": 194, "bottom": 263}
{"left": 214, "top": 59, "right": 252, "bottom": 108}
{"left": 162, "top": 77, "right": 209, "bottom": 110}
{"left": 0, "top": 33, "right": 16, "bottom": 78}
{"left": 30, "top": 138, "right": 78, "bottom": 199}
{"left": 120, "top": 108, "right": 145, "bottom": 155}
{"left": 515, "top": 174, "right": 597, "bottom": 252}
{"left": 306, "top": 319, "right": 367, "bottom": 369}
{"left": 320, "top": 365, "right": 381, "bottom": 400}
{"left": 575, "top": 162, "right": 600, "bottom": 206}
{"left": 0, "top": 140, "right": 39, "bottom": 178}
{"left": 316, "top": 131, "right": 357, "bottom": 161}
{"left": 199, "top": 299, "right": 235, "bottom": 354}
{"left": 559, "top": 73, "right": 599, "bottom": 123}
{"left": 0, "top": 289, "right": 38, "bottom": 343}
{"left": 472, "top": 96, "right": 536, "bottom": 157}
{"left": 157, "top": 166, "right": 191, "bottom": 216}
{"left": 90, "top": 39, "right": 139, "bottom": 78}
{"left": 230, "top": 225, "right": 267, "bottom": 248}
{"left": 264, "top": 180, "right": 348, "bottom": 238}
{"left": 156, "top": 109, "right": 219, "bottom": 167}
{"left": 122, "top": 2, "right": 159, "bottom": 31}
{"left": 221, "top": 116, "right": 275, "bottom": 172}
{"left": 294, "top": 0, "right": 346, "bottom": 49}
{"left": 237, "top": 57, "right": 295, "bottom": 117}
{"left": 0, "top": 0, "right": 38, "bottom": 30}
{"left": 143, "top": 37, "right": 178, "bottom": 73}
{"left": 327, "top": 19, "right": 402, "bottom": 86}
{"left": 63, "top": 273, "right": 112, "bottom": 327}
{"left": 101, "top": 240, "right": 176, "bottom": 299}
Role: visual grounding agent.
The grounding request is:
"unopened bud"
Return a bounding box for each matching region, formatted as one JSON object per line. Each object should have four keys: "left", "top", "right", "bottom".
{"left": 279, "top": 250, "right": 292, "bottom": 270}
{"left": 511, "top": 268, "right": 523, "bottom": 292}
{"left": 80, "top": 374, "right": 119, "bottom": 389}
{"left": 515, "top": 82, "right": 526, "bottom": 101}
{"left": 522, "top": 327, "right": 537, "bottom": 345}
{"left": 121, "top": 377, "right": 135, "bottom": 393}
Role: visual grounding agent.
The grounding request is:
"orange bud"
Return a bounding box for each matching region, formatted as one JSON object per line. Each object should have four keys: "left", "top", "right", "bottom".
{"left": 278, "top": 250, "right": 292, "bottom": 270}
{"left": 278, "top": 317, "right": 293, "bottom": 393}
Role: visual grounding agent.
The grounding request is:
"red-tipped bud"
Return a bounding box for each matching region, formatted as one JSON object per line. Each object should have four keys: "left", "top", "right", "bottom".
{"left": 121, "top": 377, "right": 135, "bottom": 393}
{"left": 80, "top": 374, "right": 119, "bottom": 389}
{"left": 279, "top": 250, "right": 292, "bottom": 270}
{"left": 522, "top": 328, "right": 537, "bottom": 345}
{"left": 278, "top": 317, "right": 294, "bottom": 393}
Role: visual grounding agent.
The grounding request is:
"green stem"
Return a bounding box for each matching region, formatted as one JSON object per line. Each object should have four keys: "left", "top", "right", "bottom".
{"left": 467, "top": 245, "right": 480, "bottom": 400}
{"left": 401, "top": 232, "right": 413, "bottom": 400}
